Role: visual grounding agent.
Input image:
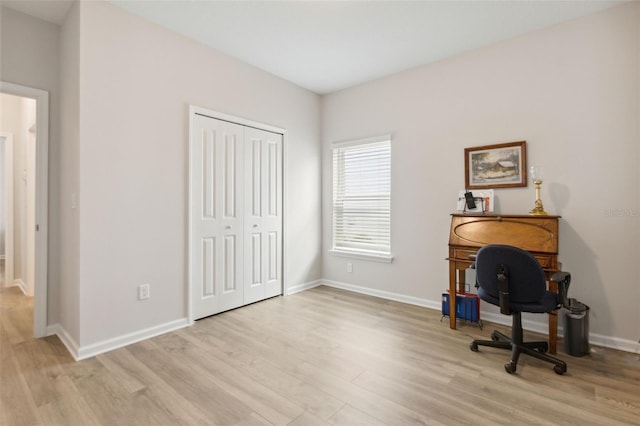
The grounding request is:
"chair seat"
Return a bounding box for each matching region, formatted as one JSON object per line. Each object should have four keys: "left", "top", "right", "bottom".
{"left": 478, "top": 287, "right": 558, "bottom": 314}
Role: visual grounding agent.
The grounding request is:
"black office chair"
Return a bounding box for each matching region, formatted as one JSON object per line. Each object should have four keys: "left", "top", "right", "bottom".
{"left": 470, "top": 244, "right": 571, "bottom": 375}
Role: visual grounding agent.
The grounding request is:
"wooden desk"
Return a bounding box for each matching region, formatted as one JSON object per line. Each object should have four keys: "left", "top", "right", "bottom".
{"left": 447, "top": 213, "right": 561, "bottom": 353}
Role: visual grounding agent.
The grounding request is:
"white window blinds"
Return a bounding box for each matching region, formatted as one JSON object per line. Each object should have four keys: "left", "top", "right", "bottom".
{"left": 332, "top": 136, "right": 391, "bottom": 258}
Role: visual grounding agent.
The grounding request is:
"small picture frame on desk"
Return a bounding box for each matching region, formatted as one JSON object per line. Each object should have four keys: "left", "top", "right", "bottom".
{"left": 456, "top": 189, "right": 494, "bottom": 213}
{"left": 465, "top": 141, "right": 527, "bottom": 189}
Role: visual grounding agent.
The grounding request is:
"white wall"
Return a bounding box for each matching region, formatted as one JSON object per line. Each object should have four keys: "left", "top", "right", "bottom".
{"left": 0, "top": 94, "right": 24, "bottom": 283}
{"left": 0, "top": 137, "right": 4, "bottom": 257}
{"left": 322, "top": 2, "right": 640, "bottom": 351}
{"left": 72, "top": 1, "right": 322, "bottom": 349}
{"left": 0, "top": 5, "right": 61, "bottom": 321}
{"left": 0, "top": 93, "right": 35, "bottom": 293}
{"left": 59, "top": 1, "right": 81, "bottom": 344}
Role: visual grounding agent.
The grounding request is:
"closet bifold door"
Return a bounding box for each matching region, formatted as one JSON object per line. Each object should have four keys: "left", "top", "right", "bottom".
{"left": 191, "top": 114, "right": 245, "bottom": 320}
{"left": 243, "top": 127, "right": 283, "bottom": 304}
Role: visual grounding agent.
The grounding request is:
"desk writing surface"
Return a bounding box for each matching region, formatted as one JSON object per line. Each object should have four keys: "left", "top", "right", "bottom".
{"left": 447, "top": 213, "right": 561, "bottom": 353}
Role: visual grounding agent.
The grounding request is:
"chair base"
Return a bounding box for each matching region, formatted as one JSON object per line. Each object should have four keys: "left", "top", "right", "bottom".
{"left": 470, "top": 313, "right": 567, "bottom": 375}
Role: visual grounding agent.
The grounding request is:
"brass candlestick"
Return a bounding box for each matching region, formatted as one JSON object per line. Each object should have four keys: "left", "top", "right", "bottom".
{"left": 529, "top": 166, "right": 547, "bottom": 215}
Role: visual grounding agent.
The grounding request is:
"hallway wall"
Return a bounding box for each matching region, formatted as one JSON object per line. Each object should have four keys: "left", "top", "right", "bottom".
{"left": 0, "top": 93, "right": 35, "bottom": 292}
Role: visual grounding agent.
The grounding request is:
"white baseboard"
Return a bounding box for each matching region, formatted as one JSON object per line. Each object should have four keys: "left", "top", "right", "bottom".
{"left": 14, "top": 279, "right": 27, "bottom": 295}
{"left": 286, "top": 279, "right": 322, "bottom": 295}
{"left": 322, "top": 279, "right": 441, "bottom": 311}
{"left": 585, "top": 332, "right": 640, "bottom": 354}
{"left": 45, "top": 279, "right": 640, "bottom": 361}
{"left": 47, "top": 323, "right": 80, "bottom": 358}
{"left": 319, "top": 279, "right": 640, "bottom": 355}
{"left": 477, "top": 312, "right": 640, "bottom": 354}
{"left": 48, "top": 318, "right": 191, "bottom": 361}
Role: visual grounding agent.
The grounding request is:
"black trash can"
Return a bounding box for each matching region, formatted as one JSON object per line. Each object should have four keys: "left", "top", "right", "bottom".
{"left": 563, "top": 299, "right": 590, "bottom": 356}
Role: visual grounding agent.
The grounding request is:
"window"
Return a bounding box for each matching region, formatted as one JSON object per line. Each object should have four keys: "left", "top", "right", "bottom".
{"left": 331, "top": 135, "right": 392, "bottom": 262}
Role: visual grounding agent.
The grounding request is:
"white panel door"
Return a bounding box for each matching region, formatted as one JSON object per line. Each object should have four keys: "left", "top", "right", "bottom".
{"left": 244, "top": 127, "right": 283, "bottom": 304}
{"left": 191, "top": 114, "right": 244, "bottom": 319}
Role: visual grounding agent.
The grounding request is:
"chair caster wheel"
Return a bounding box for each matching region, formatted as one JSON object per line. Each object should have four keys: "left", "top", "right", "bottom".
{"left": 491, "top": 331, "right": 500, "bottom": 341}
{"left": 470, "top": 342, "right": 478, "bottom": 352}
{"left": 536, "top": 343, "right": 549, "bottom": 353}
{"left": 554, "top": 364, "right": 567, "bottom": 375}
{"left": 504, "top": 362, "right": 517, "bottom": 374}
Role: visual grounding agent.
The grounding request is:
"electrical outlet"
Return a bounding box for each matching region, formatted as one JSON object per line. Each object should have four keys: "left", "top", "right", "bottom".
{"left": 347, "top": 262, "right": 353, "bottom": 273}
{"left": 138, "top": 283, "right": 150, "bottom": 300}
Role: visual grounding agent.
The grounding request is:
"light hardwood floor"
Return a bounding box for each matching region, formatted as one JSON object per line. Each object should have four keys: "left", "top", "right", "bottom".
{"left": 1, "top": 285, "right": 639, "bottom": 425}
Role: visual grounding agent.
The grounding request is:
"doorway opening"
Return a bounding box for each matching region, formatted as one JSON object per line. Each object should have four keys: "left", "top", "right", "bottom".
{"left": 0, "top": 81, "right": 49, "bottom": 338}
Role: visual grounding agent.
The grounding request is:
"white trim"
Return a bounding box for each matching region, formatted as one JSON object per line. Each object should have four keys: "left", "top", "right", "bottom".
{"left": 14, "top": 278, "right": 27, "bottom": 295}
{"left": 478, "top": 311, "right": 640, "bottom": 355}
{"left": 0, "top": 81, "right": 49, "bottom": 339}
{"left": 331, "top": 137, "right": 391, "bottom": 257}
{"left": 286, "top": 279, "right": 322, "bottom": 295}
{"left": 329, "top": 249, "right": 393, "bottom": 263}
{"left": 322, "top": 279, "right": 438, "bottom": 310}
{"left": 187, "top": 108, "right": 195, "bottom": 324}
{"left": 0, "top": 133, "right": 14, "bottom": 289}
{"left": 190, "top": 105, "right": 286, "bottom": 135}
{"left": 586, "top": 333, "right": 640, "bottom": 354}
{"left": 282, "top": 128, "right": 289, "bottom": 297}
{"left": 49, "top": 318, "right": 191, "bottom": 361}
{"left": 46, "top": 324, "right": 79, "bottom": 358}
{"left": 332, "top": 133, "right": 392, "bottom": 149}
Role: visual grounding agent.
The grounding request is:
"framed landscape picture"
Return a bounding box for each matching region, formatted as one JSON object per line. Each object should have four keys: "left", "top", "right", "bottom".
{"left": 464, "top": 141, "right": 527, "bottom": 189}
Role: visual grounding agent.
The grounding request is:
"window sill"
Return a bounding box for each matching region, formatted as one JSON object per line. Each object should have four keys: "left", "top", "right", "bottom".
{"left": 329, "top": 249, "right": 394, "bottom": 263}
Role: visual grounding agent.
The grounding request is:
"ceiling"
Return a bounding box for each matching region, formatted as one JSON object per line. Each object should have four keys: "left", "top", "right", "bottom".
{"left": 2, "top": 0, "right": 626, "bottom": 94}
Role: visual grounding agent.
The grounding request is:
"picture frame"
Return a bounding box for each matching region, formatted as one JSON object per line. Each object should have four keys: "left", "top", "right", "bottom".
{"left": 464, "top": 141, "right": 527, "bottom": 189}
{"left": 456, "top": 189, "right": 494, "bottom": 213}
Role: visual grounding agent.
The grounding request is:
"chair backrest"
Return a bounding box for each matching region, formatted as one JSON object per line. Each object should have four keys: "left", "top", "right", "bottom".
{"left": 475, "top": 244, "right": 547, "bottom": 303}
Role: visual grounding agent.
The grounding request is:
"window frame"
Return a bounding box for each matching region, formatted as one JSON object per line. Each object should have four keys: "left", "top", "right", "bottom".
{"left": 330, "top": 134, "right": 393, "bottom": 263}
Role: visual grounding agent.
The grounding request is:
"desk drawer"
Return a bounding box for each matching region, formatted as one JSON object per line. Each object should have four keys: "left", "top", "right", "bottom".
{"left": 452, "top": 248, "right": 555, "bottom": 269}
{"left": 452, "top": 248, "right": 478, "bottom": 261}
{"left": 534, "top": 254, "right": 555, "bottom": 269}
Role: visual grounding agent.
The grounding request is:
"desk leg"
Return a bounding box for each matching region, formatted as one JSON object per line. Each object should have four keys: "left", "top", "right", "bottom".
{"left": 548, "top": 280, "right": 558, "bottom": 354}
{"left": 458, "top": 269, "right": 466, "bottom": 294}
{"left": 449, "top": 262, "right": 457, "bottom": 329}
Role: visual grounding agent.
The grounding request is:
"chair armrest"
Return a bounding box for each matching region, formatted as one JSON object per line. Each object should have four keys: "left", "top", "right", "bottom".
{"left": 551, "top": 271, "right": 570, "bottom": 283}
{"left": 469, "top": 254, "right": 477, "bottom": 269}
{"left": 551, "top": 271, "right": 571, "bottom": 308}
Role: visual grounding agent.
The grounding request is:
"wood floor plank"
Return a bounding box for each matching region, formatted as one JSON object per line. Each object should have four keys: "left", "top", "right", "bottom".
{"left": 178, "top": 328, "right": 346, "bottom": 421}
{"left": 97, "top": 348, "right": 215, "bottom": 425}
{"left": 286, "top": 410, "right": 329, "bottom": 426}
{"left": 11, "top": 338, "right": 79, "bottom": 408}
{"left": 326, "top": 404, "right": 389, "bottom": 426}
{"left": 34, "top": 391, "right": 102, "bottom": 426}
{"left": 0, "top": 291, "right": 33, "bottom": 345}
{"left": 152, "top": 332, "right": 305, "bottom": 425}
{"left": 0, "top": 337, "right": 40, "bottom": 426}
{"left": 125, "top": 338, "right": 258, "bottom": 425}
{"left": 1, "top": 285, "right": 639, "bottom": 425}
